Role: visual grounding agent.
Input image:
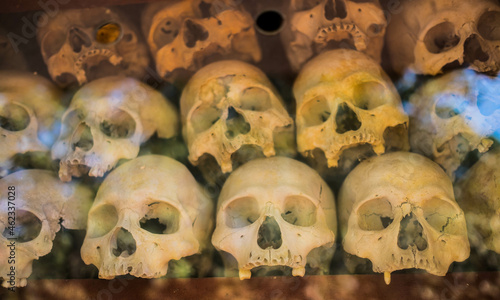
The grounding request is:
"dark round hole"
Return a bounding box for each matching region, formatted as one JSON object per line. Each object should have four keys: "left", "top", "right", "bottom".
{"left": 255, "top": 10, "right": 284, "bottom": 35}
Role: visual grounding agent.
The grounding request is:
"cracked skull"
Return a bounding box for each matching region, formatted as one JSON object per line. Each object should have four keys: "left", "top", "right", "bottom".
{"left": 294, "top": 49, "right": 409, "bottom": 172}
{"left": 37, "top": 7, "right": 149, "bottom": 87}
{"left": 212, "top": 157, "right": 337, "bottom": 280}
{"left": 281, "top": 0, "right": 387, "bottom": 71}
{"left": 339, "top": 152, "right": 470, "bottom": 283}
{"left": 181, "top": 60, "right": 294, "bottom": 173}
{"left": 142, "top": 0, "right": 261, "bottom": 82}
{"left": 0, "top": 72, "right": 62, "bottom": 176}
{"left": 386, "top": 0, "right": 500, "bottom": 75}
{"left": 0, "top": 170, "right": 93, "bottom": 287}
{"left": 51, "top": 76, "right": 179, "bottom": 181}
{"left": 408, "top": 69, "right": 500, "bottom": 179}
{"left": 81, "top": 155, "right": 213, "bottom": 279}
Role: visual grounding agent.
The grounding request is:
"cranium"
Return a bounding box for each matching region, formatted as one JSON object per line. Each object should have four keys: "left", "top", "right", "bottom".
{"left": 294, "top": 49, "right": 409, "bottom": 172}
{"left": 386, "top": 0, "right": 500, "bottom": 75}
{"left": 51, "top": 76, "right": 179, "bottom": 181}
{"left": 37, "top": 7, "right": 150, "bottom": 88}
{"left": 0, "top": 72, "right": 62, "bottom": 176}
{"left": 281, "top": 0, "right": 387, "bottom": 71}
{"left": 0, "top": 170, "right": 93, "bottom": 287}
{"left": 81, "top": 155, "right": 213, "bottom": 279}
{"left": 339, "top": 152, "right": 470, "bottom": 284}
{"left": 181, "top": 60, "right": 295, "bottom": 174}
{"left": 212, "top": 157, "right": 337, "bottom": 280}
{"left": 408, "top": 69, "right": 500, "bottom": 179}
{"left": 142, "top": 0, "right": 261, "bottom": 82}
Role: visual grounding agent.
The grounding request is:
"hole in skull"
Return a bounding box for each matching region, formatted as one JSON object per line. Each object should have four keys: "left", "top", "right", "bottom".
{"left": 423, "top": 22, "right": 460, "bottom": 54}
{"left": 422, "top": 198, "right": 463, "bottom": 235}
{"left": 477, "top": 11, "right": 500, "bottom": 41}
{"left": 100, "top": 109, "right": 136, "bottom": 138}
{"left": 41, "top": 30, "right": 66, "bottom": 58}
{"left": 69, "top": 27, "right": 92, "bottom": 53}
{"left": 255, "top": 10, "right": 284, "bottom": 35}
{"left": 95, "top": 22, "right": 122, "bottom": 44}
{"left": 335, "top": 103, "right": 361, "bottom": 133}
{"left": 383, "top": 123, "right": 409, "bottom": 152}
{"left": 191, "top": 105, "right": 221, "bottom": 134}
{"left": 257, "top": 216, "right": 283, "bottom": 250}
{"left": 2, "top": 210, "right": 42, "bottom": 243}
{"left": 324, "top": 0, "right": 347, "bottom": 20}
{"left": 357, "top": 198, "right": 394, "bottom": 231}
{"left": 464, "top": 34, "right": 489, "bottom": 63}
{"left": 72, "top": 122, "right": 94, "bottom": 151}
{"left": 141, "top": 202, "right": 180, "bottom": 234}
{"left": 0, "top": 103, "right": 30, "bottom": 131}
{"left": 225, "top": 197, "right": 259, "bottom": 228}
{"left": 435, "top": 94, "right": 468, "bottom": 119}
{"left": 153, "top": 18, "right": 179, "bottom": 49}
{"left": 112, "top": 228, "right": 137, "bottom": 257}
{"left": 281, "top": 196, "right": 317, "bottom": 227}
{"left": 477, "top": 89, "right": 500, "bottom": 116}
{"left": 225, "top": 107, "right": 250, "bottom": 139}
{"left": 55, "top": 73, "right": 78, "bottom": 87}
{"left": 86, "top": 204, "right": 118, "bottom": 238}
{"left": 300, "top": 96, "right": 331, "bottom": 127}
{"left": 198, "top": 1, "right": 213, "bottom": 18}
{"left": 240, "top": 87, "right": 272, "bottom": 111}
{"left": 183, "top": 19, "right": 209, "bottom": 48}
{"left": 352, "top": 82, "right": 388, "bottom": 109}
{"left": 397, "top": 212, "right": 428, "bottom": 251}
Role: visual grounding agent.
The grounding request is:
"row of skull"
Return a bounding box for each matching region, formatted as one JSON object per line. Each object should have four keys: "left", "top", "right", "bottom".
{"left": 4, "top": 149, "right": 500, "bottom": 287}
{"left": 18, "top": 0, "right": 499, "bottom": 88}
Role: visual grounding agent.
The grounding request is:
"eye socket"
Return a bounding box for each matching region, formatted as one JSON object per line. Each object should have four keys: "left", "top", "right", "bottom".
{"left": 435, "top": 94, "right": 468, "bottom": 119}
{"left": 59, "top": 109, "right": 84, "bottom": 138}
{"left": 422, "top": 198, "right": 463, "bottom": 235}
{"left": 225, "top": 197, "right": 260, "bottom": 228}
{"left": 281, "top": 196, "right": 317, "bottom": 227}
{"left": 352, "top": 82, "right": 388, "bottom": 110}
{"left": 239, "top": 87, "right": 272, "bottom": 112}
{"left": 357, "top": 198, "right": 394, "bottom": 231}
{"left": 140, "top": 202, "right": 180, "bottom": 234}
{"left": 300, "top": 96, "right": 331, "bottom": 127}
{"left": 477, "top": 11, "right": 500, "bottom": 41}
{"left": 0, "top": 103, "right": 30, "bottom": 131}
{"left": 95, "top": 22, "right": 122, "bottom": 44}
{"left": 86, "top": 204, "right": 118, "bottom": 238}
{"left": 424, "top": 22, "right": 460, "bottom": 54}
{"left": 2, "top": 210, "right": 42, "bottom": 243}
{"left": 153, "top": 18, "right": 179, "bottom": 49}
{"left": 41, "top": 30, "right": 66, "bottom": 58}
{"left": 190, "top": 105, "right": 221, "bottom": 134}
{"left": 100, "top": 109, "right": 136, "bottom": 138}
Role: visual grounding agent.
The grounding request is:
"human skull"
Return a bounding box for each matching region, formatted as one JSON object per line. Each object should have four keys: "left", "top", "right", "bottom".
{"left": 339, "top": 152, "right": 470, "bottom": 284}
{"left": 81, "top": 155, "right": 213, "bottom": 279}
{"left": 212, "top": 157, "right": 337, "bottom": 280}
{"left": 0, "top": 27, "right": 28, "bottom": 71}
{"left": 408, "top": 69, "right": 500, "bottom": 180}
{"left": 51, "top": 76, "right": 179, "bottom": 181}
{"left": 0, "top": 72, "right": 62, "bottom": 176}
{"left": 455, "top": 148, "right": 500, "bottom": 254}
{"left": 0, "top": 170, "right": 93, "bottom": 287}
{"left": 282, "top": 0, "right": 387, "bottom": 71}
{"left": 142, "top": 0, "right": 261, "bottom": 82}
{"left": 37, "top": 7, "right": 149, "bottom": 88}
{"left": 294, "top": 49, "right": 409, "bottom": 172}
{"left": 386, "top": 0, "right": 500, "bottom": 75}
{"left": 181, "top": 60, "right": 295, "bottom": 174}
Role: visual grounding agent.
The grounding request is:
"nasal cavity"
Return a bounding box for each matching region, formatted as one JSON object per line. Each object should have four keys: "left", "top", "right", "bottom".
{"left": 183, "top": 19, "right": 209, "bottom": 48}
{"left": 72, "top": 122, "right": 94, "bottom": 151}
{"left": 257, "top": 216, "right": 282, "bottom": 250}
{"left": 464, "top": 34, "right": 490, "bottom": 63}
{"left": 225, "top": 106, "right": 251, "bottom": 139}
{"left": 397, "top": 212, "right": 428, "bottom": 251}
{"left": 112, "top": 227, "right": 137, "bottom": 257}
{"left": 324, "top": 0, "right": 347, "bottom": 21}
{"left": 69, "top": 27, "right": 91, "bottom": 53}
{"left": 335, "top": 103, "right": 361, "bottom": 134}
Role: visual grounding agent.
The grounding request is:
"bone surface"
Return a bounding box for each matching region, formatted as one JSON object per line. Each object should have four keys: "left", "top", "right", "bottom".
{"left": 294, "top": 49, "right": 409, "bottom": 172}
{"left": 142, "top": 0, "right": 261, "bottom": 82}
{"left": 51, "top": 76, "right": 179, "bottom": 181}
{"left": 282, "top": 0, "right": 387, "bottom": 71}
{"left": 81, "top": 155, "right": 213, "bottom": 279}
{"left": 37, "top": 7, "right": 150, "bottom": 87}
{"left": 339, "top": 152, "right": 470, "bottom": 281}
{"left": 0, "top": 170, "right": 93, "bottom": 287}
{"left": 212, "top": 156, "right": 337, "bottom": 279}
{"left": 386, "top": 0, "right": 500, "bottom": 75}
{"left": 408, "top": 69, "right": 499, "bottom": 180}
